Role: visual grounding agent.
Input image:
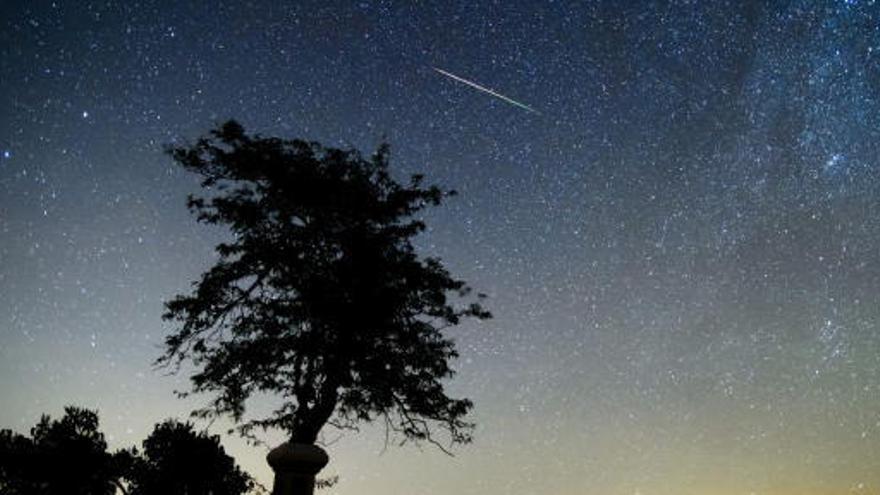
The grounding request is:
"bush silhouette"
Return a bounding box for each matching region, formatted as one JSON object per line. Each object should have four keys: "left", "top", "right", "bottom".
{"left": 0, "top": 407, "right": 127, "bottom": 495}
{"left": 0, "top": 408, "right": 256, "bottom": 495}
{"left": 125, "top": 419, "right": 255, "bottom": 495}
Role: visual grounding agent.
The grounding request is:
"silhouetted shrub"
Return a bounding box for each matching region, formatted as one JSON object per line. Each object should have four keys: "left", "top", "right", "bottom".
{"left": 125, "top": 419, "right": 255, "bottom": 495}
{"left": 0, "top": 407, "right": 127, "bottom": 495}
{"left": 0, "top": 409, "right": 257, "bottom": 495}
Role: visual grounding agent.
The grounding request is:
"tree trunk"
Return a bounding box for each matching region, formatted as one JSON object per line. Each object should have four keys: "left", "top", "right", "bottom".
{"left": 267, "top": 443, "right": 329, "bottom": 495}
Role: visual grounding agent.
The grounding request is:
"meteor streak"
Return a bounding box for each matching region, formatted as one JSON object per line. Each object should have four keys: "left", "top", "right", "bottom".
{"left": 432, "top": 67, "right": 540, "bottom": 115}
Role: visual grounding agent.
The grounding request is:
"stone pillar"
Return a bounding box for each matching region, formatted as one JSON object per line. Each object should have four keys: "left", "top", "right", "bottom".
{"left": 267, "top": 443, "right": 329, "bottom": 495}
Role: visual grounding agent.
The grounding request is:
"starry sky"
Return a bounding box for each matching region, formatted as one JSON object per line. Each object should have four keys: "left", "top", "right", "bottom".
{"left": 2, "top": 1, "right": 880, "bottom": 494}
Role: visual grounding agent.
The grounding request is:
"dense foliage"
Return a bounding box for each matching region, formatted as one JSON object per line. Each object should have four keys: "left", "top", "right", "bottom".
{"left": 0, "top": 408, "right": 255, "bottom": 495}
{"left": 0, "top": 407, "right": 124, "bottom": 495}
{"left": 126, "top": 420, "right": 254, "bottom": 495}
{"left": 160, "top": 121, "right": 490, "bottom": 448}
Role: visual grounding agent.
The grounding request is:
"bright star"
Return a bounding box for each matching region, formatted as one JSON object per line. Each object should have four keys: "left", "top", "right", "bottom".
{"left": 823, "top": 153, "right": 843, "bottom": 174}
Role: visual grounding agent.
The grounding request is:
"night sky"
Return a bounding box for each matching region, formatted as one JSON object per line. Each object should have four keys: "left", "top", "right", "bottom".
{"left": 2, "top": 1, "right": 880, "bottom": 494}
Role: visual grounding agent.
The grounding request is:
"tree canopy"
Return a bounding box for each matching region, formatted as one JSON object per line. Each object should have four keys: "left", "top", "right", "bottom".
{"left": 159, "top": 121, "right": 491, "bottom": 449}
{"left": 126, "top": 420, "right": 255, "bottom": 495}
{"left": 0, "top": 407, "right": 256, "bottom": 495}
{"left": 0, "top": 407, "right": 128, "bottom": 495}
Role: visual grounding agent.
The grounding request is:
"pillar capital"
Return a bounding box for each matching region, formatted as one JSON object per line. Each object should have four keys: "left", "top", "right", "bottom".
{"left": 267, "top": 443, "right": 329, "bottom": 495}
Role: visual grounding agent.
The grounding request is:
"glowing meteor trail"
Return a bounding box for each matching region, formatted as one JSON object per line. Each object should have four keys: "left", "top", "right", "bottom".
{"left": 432, "top": 67, "right": 540, "bottom": 114}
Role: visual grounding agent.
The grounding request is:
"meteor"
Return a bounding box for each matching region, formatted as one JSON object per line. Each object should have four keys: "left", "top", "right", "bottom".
{"left": 432, "top": 66, "right": 540, "bottom": 115}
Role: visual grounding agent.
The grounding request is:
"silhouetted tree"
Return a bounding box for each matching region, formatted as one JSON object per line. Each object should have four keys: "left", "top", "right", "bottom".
{"left": 125, "top": 420, "right": 255, "bottom": 495}
{"left": 159, "top": 121, "right": 491, "bottom": 451}
{"left": 0, "top": 407, "right": 129, "bottom": 495}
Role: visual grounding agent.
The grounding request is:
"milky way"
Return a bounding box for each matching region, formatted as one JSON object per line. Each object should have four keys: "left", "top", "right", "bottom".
{"left": 2, "top": 2, "right": 880, "bottom": 494}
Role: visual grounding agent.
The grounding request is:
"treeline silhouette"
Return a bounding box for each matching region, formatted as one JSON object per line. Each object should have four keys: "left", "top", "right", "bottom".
{"left": 0, "top": 406, "right": 257, "bottom": 495}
